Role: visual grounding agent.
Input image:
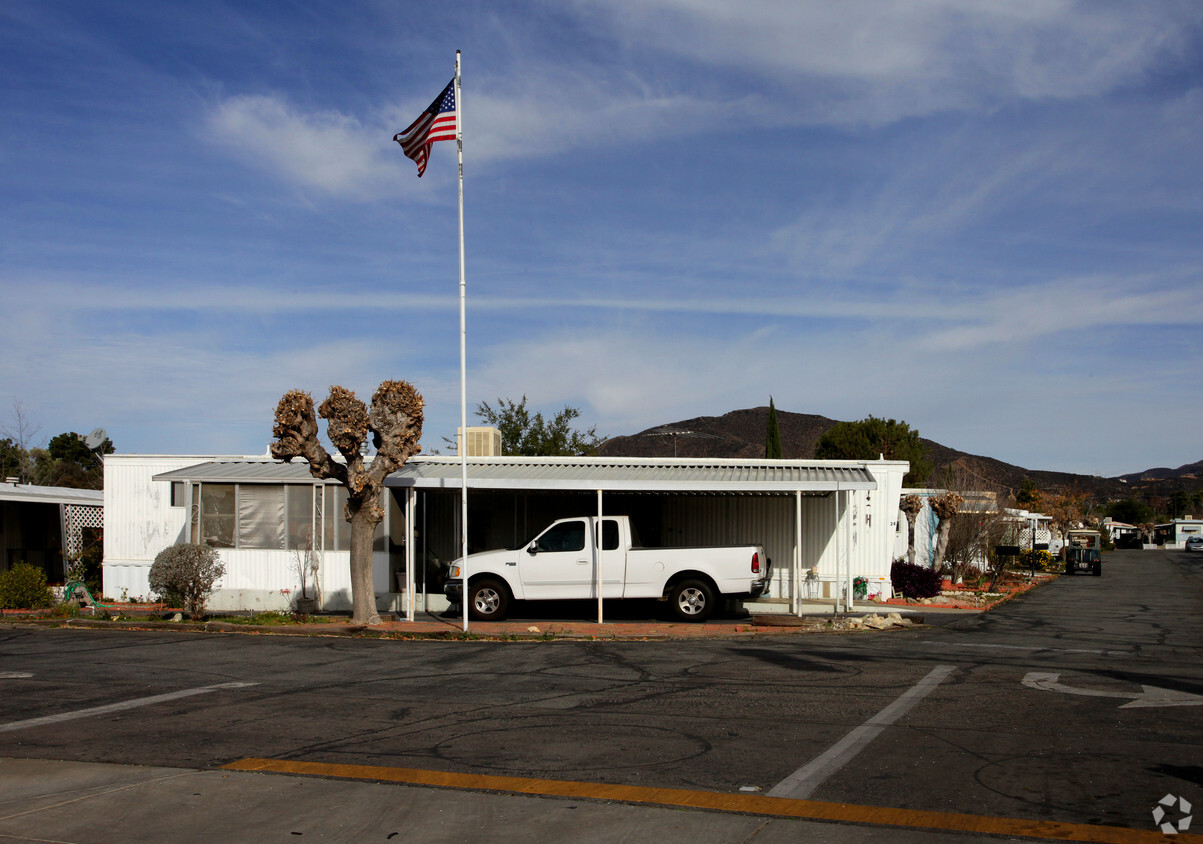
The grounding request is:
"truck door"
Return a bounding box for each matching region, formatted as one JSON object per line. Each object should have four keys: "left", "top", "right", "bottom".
{"left": 522, "top": 519, "right": 593, "bottom": 599}
{"left": 594, "top": 518, "right": 626, "bottom": 599}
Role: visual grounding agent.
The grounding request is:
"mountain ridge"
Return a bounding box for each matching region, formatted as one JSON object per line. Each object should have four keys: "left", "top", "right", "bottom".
{"left": 596, "top": 406, "right": 1200, "bottom": 501}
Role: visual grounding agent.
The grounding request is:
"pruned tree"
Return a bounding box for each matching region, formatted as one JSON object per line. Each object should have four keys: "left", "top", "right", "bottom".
{"left": 1138, "top": 522, "right": 1155, "bottom": 545}
{"left": 928, "top": 491, "right": 963, "bottom": 574}
{"left": 271, "top": 381, "right": 424, "bottom": 625}
{"left": 899, "top": 494, "right": 924, "bottom": 566}
{"left": 931, "top": 465, "right": 1011, "bottom": 584}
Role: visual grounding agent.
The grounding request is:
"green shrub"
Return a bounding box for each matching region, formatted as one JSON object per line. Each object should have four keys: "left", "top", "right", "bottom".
{"left": 0, "top": 563, "right": 54, "bottom": 609}
{"left": 148, "top": 544, "right": 225, "bottom": 620}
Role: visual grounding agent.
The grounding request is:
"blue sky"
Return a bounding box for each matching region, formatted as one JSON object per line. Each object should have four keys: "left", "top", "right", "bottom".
{"left": 2, "top": 1, "right": 1201, "bottom": 477}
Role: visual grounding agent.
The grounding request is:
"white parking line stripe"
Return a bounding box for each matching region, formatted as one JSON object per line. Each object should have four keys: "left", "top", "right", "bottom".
{"left": 0, "top": 682, "right": 258, "bottom": 733}
{"left": 767, "top": 665, "right": 957, "bottom": 800}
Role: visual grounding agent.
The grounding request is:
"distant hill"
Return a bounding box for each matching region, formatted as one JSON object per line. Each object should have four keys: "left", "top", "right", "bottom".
{"left": 1118, "top": 459, "right": 1203, "bottom": 483}
{"left": 597, "top": 408, "right": 839, "bottom": 460}
{"left": 598, "top": 406, "right": 1197, "bottom": 501}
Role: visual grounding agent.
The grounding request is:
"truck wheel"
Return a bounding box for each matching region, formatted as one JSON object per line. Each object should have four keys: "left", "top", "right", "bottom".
{"left": 1092, "top": 563, "right": 1101, "bottom": 577}
{"left": 669, "top": 579, "right": 715, "bottom": 622}
{"left": 468, "top": 579, "right": 509, "bottom": 621}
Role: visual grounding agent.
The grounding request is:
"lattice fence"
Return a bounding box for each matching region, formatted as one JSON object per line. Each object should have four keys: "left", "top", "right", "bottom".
{"left": 64, "top": 504, "right": 103, "bottom": 558}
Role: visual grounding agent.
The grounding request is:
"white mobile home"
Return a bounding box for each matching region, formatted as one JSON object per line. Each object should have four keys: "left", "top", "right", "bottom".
{"left": 104, "top": 454, "right": 907, "bottom": 616}
{"left": 104, "top": 454, "right": 406, "bottom": 612}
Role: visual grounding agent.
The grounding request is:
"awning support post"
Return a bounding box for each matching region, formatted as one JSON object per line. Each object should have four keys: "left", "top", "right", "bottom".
{"left": 793, "top": 490, "right": 802, "bottom": 617}
{"left": 596, "top": 489, "right": 604, "bottom": 624}
{"left": 405, "top": 488, "right": 415, "bottom": 622}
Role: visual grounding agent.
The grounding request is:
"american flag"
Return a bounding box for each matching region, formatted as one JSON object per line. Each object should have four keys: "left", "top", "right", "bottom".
{"left": 394, "top": 80, "right": 457, "bottom": 177}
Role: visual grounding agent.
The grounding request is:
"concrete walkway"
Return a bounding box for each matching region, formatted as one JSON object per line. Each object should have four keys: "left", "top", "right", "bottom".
{"left": 0, "top": 756, "right": 1034, "bottom": 844}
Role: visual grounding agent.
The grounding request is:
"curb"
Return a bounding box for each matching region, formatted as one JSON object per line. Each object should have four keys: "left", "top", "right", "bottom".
{"left": 0, "top": 616, "right": 925, "bottom": 641}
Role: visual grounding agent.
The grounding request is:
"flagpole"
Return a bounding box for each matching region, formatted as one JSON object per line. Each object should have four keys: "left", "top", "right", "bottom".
{"left": 392, "top": 63, "right": 466, "bottom": 625}
{"left": 454, "top": 49, "right": 469, "bottom": 629}
{"left": 454, "top": 50, "right": 470, "bottom": 632}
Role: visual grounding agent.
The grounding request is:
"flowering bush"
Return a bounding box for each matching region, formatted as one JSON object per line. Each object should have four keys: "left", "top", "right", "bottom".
{"left": 1019, "top": 549, "right": 1057, "bottom": 572}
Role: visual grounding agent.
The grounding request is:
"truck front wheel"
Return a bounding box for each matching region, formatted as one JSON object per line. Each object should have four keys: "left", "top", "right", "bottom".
{"left": 468, "top": 579, "right": 510, "bottom": 621}
{"left": 669, "top": 579, "right": 715, "bottom": 622}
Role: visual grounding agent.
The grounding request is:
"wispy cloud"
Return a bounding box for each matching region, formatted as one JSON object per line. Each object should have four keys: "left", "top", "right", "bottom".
{"left": 917, "top": 276, "right": 1203, "bottom": 351}
{"left": 573, "top": 0, "right": 1200, "bottom": 122}
{"left": 7, "top": 269, "right": 1200, "bottom": 343}
{"left": 206, "top": 94, "right": 409, "bottom": 199}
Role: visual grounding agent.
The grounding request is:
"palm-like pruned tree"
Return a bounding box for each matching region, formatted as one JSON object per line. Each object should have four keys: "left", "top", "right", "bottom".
{"left": 271, "top": 381, "right": 424, "bottom": 625}
{"left": 899, "top": 494, "right": 924, "bottom": 565}
{"left": 929, "top": 491, "right": 963, "bottom": 574}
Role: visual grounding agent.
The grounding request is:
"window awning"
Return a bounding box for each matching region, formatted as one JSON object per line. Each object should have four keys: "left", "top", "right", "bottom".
{"left": 152, "top": 461, "right": 341, "bottom": 484}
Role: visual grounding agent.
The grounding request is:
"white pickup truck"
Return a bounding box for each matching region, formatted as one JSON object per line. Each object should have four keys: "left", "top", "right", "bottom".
{"left": 444, "top": 515, "right": 769, "bottom": 622}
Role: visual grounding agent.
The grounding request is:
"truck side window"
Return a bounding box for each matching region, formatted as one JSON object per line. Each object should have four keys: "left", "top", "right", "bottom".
{"left": 597, "top": 520, "right": 620, "bottom": 550}
{"left": 536, "top": 521, "right": 585, "bottom": 553}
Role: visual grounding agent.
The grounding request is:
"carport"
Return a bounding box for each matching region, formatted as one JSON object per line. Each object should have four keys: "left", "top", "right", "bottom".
{"left": 385, "top": 456, "right": 903, "bottom": 625}
{"left": 0, "top": 481, "right": 103, "bottom": 581}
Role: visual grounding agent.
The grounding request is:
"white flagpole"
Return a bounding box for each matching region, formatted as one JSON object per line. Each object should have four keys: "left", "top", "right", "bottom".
{"left": 455, "top": 50, "right": 469, "bottom": 632}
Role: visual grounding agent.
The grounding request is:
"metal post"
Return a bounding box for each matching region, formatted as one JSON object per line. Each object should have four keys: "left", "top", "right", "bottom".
{"left": 833, "top": 490, "right": 841, "bottom": 612}
{"left": 405, "top": 488, "right": 415, "bottom": 622}
{"left": 596, "top": 489, "right": 604, "bottom": 624}
{"left": 794, "top": 491, "right": 802, "bottom": 616}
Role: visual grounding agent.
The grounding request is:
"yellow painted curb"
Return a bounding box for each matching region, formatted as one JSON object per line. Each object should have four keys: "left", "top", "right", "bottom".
{"left": 221, "top": 758, "right": 1197, "bottom": 843}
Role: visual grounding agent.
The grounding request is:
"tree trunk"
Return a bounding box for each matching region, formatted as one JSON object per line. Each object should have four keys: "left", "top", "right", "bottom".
{"left": 932, "top": 521, "right": 952, "bottom": 573}
{"left": 905, "top": 512, "right": 917, "bottom": 565}
{"left": 348, "top": 503, "right": 383, "bottom": 625}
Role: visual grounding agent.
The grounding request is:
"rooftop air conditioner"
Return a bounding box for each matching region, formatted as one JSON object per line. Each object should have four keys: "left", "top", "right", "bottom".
{"left": 457, "top": 426, "right": 502, "bottom": 457}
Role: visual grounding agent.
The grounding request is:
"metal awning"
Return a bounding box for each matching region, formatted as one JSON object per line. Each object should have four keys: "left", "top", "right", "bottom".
{"left": 152, "top": 455, "right": 887, "bottom": 493}
{"left": 384, "top": 456, "right": 882, "bottom": 493}
{"left": 0, "top": 483, "right": 104, "bottom": 506}
{"left": 152, "top": 461, "right": 341, "bottom": 484}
